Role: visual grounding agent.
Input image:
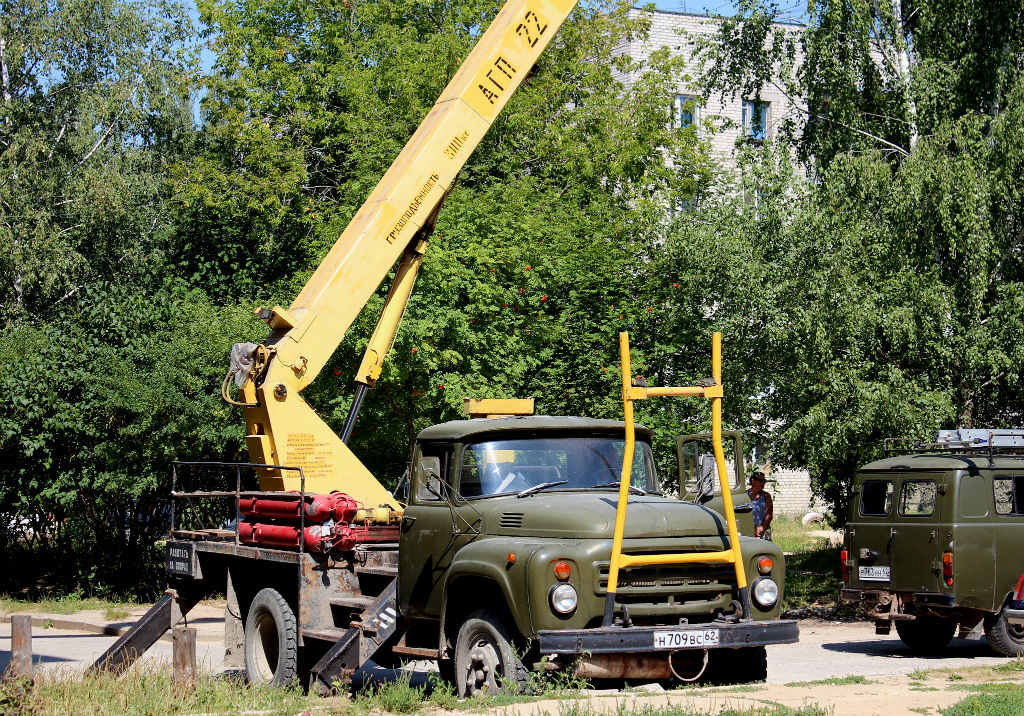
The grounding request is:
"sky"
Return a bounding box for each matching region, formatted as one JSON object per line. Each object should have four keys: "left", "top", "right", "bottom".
{"left": 651, "top": 0, "right": 808, "bottom": 24}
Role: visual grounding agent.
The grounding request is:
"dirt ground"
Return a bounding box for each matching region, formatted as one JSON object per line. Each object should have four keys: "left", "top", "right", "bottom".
{"left": 495, "top": 618, "right": 1020, "bottom": 716}
{"left": 497, "top": 668, "right": 1014, "bottom": 716}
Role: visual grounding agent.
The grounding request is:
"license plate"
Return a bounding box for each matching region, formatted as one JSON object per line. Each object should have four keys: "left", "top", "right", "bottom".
{"left": 859, "top": 565, "right": 890, "bottom": 581}
{"left": 653, "top": 629, "right": 720, "bottom": 649}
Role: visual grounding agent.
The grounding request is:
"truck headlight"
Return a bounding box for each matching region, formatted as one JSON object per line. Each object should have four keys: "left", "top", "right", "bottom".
{"left": 549, "top": 583, "right": 578, "bottom": 614}
{"left": 752, "top": 577, "right": 779, "bottom": 609}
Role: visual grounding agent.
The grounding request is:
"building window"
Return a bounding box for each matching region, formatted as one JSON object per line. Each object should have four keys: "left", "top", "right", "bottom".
{"left": 673, "top": 94, "right": 699, "bottom": 129}
{"left": 742, "top": 100, "right": 770, "bottom": 141}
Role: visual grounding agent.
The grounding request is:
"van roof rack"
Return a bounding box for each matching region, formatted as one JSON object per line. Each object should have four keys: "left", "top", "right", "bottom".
{"left": 884, "top": 429, "right": 1024, "bottom": 456}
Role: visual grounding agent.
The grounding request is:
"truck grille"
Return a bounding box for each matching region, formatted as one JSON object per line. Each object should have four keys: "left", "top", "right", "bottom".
{"left": 499, "top": 512, "right": 524, "bottom": 528}
{"left": 594, "top": 561, "right": 736, "bottom": 618}
{"left": 596, "top": 563, "right": 735, "bottom": 594}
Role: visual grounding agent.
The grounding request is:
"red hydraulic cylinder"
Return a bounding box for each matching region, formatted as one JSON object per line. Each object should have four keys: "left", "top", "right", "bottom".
{"left": 239, "top": 492, "right": 361, "bottom": 523}
{"left": 238, "top": 521, "right": 331, "bottom": 552}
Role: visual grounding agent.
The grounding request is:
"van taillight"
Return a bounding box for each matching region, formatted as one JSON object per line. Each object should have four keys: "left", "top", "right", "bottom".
{"left": 840, "top": 549, "right": 850, "bottom": 582}
{"left": 943, "top": 552, "right": 953, "bottom": 587}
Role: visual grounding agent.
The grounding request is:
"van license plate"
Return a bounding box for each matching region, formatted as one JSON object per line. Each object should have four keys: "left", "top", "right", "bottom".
{"left": 859, "top": 565, "right": 890, "bottom": 581}
{"left": 653, "top": 629, "right": 720, "bottom": 649}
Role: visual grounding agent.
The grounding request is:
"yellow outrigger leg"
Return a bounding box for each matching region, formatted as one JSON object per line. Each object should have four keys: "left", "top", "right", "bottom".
{"left": 602, "top": 331, "right": 751, "bottom": 627}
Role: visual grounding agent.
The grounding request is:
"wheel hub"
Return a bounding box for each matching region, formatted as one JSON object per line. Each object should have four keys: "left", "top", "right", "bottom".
{"left": 464, "top": 638, "right": 502, "bottom": 695}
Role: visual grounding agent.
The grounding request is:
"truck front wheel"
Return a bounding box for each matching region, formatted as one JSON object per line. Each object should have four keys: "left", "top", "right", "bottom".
{"left": 454, "top": 610, "right": 528, "bottom": 697}
{"left": 244, "top": 587, "right": 298, "bottom": 687}
{"left": 985, "top": 610, "right": 1024, "bottom": 656}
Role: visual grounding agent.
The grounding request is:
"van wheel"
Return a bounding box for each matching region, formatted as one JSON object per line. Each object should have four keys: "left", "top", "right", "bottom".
{"left": 985, "top": 611, "right": 1024, "bottom": 656}
{"left": 454, "top": 610, "right": 528, "bottom": 697}
{"left": 894, "top": 615, "right": 955, "bottom": 653}
{"left": 245, "top": 588, "right": 298, "bottom": 686}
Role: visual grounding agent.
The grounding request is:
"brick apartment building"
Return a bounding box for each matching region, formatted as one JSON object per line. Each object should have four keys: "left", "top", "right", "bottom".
{"left": 621, "top": 7, "right": 805, "bottom": 168}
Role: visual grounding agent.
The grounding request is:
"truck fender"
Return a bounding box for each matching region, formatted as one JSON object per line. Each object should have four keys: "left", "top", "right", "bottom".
{"left": 439, "top": 541, "right": 542, "bottom": 653}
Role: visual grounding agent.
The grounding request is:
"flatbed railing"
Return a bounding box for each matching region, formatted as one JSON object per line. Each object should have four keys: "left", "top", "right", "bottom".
{"left": 170, "top": 461, "right": 305, "bottom": 549}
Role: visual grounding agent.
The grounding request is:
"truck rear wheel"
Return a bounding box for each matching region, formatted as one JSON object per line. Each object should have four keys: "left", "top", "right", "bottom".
{"left": 894, "top": 615, "right": 955, "bottom": 653}
{"left": 985, "top": 610, "right": 1024, "bottom": 656}
{"left": 454, "top": 609, "right": 528, "bottom": 697}
{"left": 245, "top": 587, "right": 298, "bottom": 687}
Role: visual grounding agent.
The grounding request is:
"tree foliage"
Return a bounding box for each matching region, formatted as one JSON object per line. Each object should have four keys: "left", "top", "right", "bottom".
{"left": 684, "top": 0, "right": 1024, "bottom": 515}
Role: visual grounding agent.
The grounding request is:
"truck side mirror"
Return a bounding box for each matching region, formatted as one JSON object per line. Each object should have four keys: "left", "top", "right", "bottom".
{"left": 419, "top": 456, "right": 443, "bottom": 498}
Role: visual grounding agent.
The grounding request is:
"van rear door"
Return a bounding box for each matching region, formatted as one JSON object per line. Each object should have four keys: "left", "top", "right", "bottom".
{"left": 889, "top": 474, "right": 945, "bottom": 594}
{"left": 849, "top": 475, "right": 895, "bottom": 588}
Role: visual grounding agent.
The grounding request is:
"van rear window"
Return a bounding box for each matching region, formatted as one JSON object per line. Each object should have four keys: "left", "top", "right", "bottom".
{"left": 898, "top": 480, "right": 937, "bottom": 516}
{"left": 993, "top": 476, "right": 1024, "bottom": 515}
{"left": 860, "top": 480, "right": 893, "bottom": 516}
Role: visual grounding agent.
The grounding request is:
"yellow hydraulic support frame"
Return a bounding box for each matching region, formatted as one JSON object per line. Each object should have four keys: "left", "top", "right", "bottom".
{"left": 234, "top": 0, "right": 579, "bottom": 509}
{"left": 603, "top": 331, "right": 751, "bottom": 626}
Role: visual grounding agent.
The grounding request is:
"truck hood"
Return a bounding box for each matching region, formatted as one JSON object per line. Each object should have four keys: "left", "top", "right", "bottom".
{"left": 481, "top": 492, "right": 729, "bottom": 539}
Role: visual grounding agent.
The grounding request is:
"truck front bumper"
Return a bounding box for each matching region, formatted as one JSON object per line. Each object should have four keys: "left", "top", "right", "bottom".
{"left": 538, "top": 619, "right": 798, "bottom": 655}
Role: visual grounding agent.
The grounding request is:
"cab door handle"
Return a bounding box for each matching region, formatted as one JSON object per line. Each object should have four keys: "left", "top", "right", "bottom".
{"left": 401, "top": 515, "right": 417, "bottom": 529}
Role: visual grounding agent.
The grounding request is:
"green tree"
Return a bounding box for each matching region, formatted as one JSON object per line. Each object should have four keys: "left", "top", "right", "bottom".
{"left": 673, "top": 0, "right": 1024, "bottom": 515}
{"left": 0, "top": 0, "right": 198, "bottom": 325}
{"left": 0, "top": 283, "right": 256, "bottom": 595}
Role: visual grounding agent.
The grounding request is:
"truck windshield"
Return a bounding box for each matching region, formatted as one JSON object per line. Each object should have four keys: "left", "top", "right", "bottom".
{"left": 458, "top": 436, "right": 660, "bottom": 498}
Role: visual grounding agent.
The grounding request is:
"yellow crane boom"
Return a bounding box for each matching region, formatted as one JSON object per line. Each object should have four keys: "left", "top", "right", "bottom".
{"left": 234, "top": 0, "right": 577, "bottom": 509}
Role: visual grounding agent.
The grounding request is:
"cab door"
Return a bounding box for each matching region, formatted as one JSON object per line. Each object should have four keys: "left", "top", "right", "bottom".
{"left": 676, "top": 431, "right": 754, "bottom": 537}
{"left": 399, "top": 442, "right": 465, "bottom": 618}
{"left": 890, "top": 475, "right": 945, "bottom": 594}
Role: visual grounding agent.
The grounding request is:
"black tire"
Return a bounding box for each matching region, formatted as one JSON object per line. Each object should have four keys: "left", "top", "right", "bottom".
{"left": 894, "top": 615, "right": 956, "bottom": 654}
{"left": 244, "top": 587, "right": 298, "bottom": 687}
{"left": 985, "top": 611, "right": 1024, "bottom": 656}
{"left": 703, "top": 646, "right": 767, "bottom": 685}
{"left": 453, "top": 609, "right": 529, "bottom": 697}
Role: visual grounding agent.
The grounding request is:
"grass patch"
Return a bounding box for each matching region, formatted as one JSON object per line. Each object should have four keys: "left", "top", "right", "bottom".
{"left": 354, "top": 670, "right": 428, "bottom": 714}
{"left": 942, "top": 683, "right": 1024, "bottom": 715}
{"left": 772, "top": 516, "right": 834, "bottom": 554}
{"left": 785, "top": 675, "right": 867, "bottom": 687}
{"left": 0, "top": 668, "right": 320, "bottom": 716}
{"left": 994, "top": 657, "right": 1024, "bottom": 673}
{"left": 783, "top": 546, "right": 843, "bottom": 611}
{"left": 0, "top": 595, "right": 140, "bottom": 622}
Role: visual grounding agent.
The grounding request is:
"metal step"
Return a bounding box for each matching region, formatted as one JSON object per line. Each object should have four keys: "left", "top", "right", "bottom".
{"left": 391, "top": 644, "right": 439, "bottom": 659}
{"left": 311, "top": 579, "right": 399, "bottom": 691}
{"left": 355, "top": 565, "right": 398, "bottom": 577}
{"left": 330, "top": 596, "right": 373, "bottom": 610}
{"left": 303, "top": 627, "right": 348, "bottom": 642}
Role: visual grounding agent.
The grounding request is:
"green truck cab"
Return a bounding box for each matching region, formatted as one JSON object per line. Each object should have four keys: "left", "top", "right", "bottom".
{"left": 841, "top": 429, "right": 1024, "bottom": 656}
{"left": 399, "top": 415, "right": 796, "bottom": 693}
